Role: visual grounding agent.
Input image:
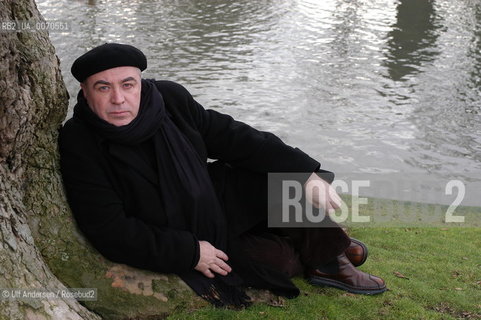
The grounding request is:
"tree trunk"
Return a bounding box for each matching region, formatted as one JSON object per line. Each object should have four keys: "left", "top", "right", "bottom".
{"left": 0, "top": 0, "right": 206, "bottom": 319}
{"left": 0, "top": 0, "right": 101, "bottom": 318}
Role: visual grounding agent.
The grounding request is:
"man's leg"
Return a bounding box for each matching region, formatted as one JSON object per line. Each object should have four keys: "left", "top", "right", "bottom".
{"left": 208, "top": 162, "right": 386, "bottom": 294}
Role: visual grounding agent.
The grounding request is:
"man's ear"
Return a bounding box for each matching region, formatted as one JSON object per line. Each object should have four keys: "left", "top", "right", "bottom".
{"left": 80, "top": 82, "right": 87, "bottom": 99}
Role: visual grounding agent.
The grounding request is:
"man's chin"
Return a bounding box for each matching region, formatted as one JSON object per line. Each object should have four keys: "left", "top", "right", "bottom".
{"left": 107, "top": 117, "right": 134, "bottom": 127}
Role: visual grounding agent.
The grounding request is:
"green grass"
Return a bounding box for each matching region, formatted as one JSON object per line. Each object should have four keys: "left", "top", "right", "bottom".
{"left": 166, "top": 214, "right": 481, "bottom": 319}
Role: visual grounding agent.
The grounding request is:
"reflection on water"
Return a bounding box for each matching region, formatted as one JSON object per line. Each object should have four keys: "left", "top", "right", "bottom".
{"left": 469, "top": 4, "right": 481, "bottom": 111}
{"left": 37, "top": 0, "right": 481, "bottom": 205}
{"left": 384, "top": 0, "right": 441, "bottom": 81}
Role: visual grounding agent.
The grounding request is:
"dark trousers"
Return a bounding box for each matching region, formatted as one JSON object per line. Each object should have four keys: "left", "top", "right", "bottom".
{"left": 208, "top": 161, "right": 351, "bottom": 278}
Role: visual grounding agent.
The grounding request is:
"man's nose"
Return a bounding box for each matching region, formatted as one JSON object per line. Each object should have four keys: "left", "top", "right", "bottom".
{"left": 110, "top": 87, "right": 125, "bottom": 105}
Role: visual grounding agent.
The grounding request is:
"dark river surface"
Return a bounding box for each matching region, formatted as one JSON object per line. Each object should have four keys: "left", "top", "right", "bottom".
{"left": 37, "top": 0, "right": 481, "bottom": 208}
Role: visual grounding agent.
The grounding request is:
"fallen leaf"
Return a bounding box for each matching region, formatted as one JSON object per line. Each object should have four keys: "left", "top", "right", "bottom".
{"left": 462, "top": 257, "right": 469, "bottom": 260}
{"left": 440, "top": 228, "right": 449, "bottom": 231}
{"left": 394, "top": 271, "right": 409, "bottom": 280}
{"left": 454, "top": 287, "right": 463, "bottom": 291}
{"left": 268, "top": 296, "right": 285, "bottom": 307}
{"left": 342, "top": 293, "right": 356, "bottom": 297}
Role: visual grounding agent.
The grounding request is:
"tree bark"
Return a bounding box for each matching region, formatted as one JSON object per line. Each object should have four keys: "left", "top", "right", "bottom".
{"left": 0, "top": 0, "right": 102, "bottom": 318}
{"left": 0, "top": 0, "right": 206, "bottom": 319}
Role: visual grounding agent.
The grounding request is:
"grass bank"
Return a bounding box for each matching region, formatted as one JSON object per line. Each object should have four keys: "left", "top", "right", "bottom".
{"left": 167, "top": 199, "right": 481, "bottom": 320}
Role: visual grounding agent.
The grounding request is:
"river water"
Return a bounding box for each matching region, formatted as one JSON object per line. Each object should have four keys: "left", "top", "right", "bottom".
{"left": 37, "top": 0, "right": 481, "bottom": 207}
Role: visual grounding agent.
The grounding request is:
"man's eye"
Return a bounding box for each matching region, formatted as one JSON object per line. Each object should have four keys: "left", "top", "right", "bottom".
{"left": 123, "top": 83, "right": 134, "bottom": 89}
{"left": 98, "top": 86, "right": 109, "bottom": 91}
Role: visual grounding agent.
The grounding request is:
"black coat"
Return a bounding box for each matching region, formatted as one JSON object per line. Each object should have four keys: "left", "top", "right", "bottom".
{"left": 59, "top": 80, "right": 321, "bottom": 274}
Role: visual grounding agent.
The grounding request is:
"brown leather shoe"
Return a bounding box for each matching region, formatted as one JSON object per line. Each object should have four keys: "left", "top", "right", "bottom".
{"left": 308, "top": 253, "right": 386, "bottom": 295}
{"left": 345, "top": 238, "right": 368, "bottom": 267}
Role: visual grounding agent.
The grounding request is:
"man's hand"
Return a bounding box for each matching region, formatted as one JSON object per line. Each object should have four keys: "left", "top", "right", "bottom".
{"left": 195, "top": 240, "right": 232, "bottom": 278}
{"left": 304, "top": 172, "right": 342, "bottom": 214}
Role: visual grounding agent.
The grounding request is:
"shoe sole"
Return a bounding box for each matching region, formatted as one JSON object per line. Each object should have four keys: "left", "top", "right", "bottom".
{"left": 308, "top": 276, "right": 387, "bottom": 295}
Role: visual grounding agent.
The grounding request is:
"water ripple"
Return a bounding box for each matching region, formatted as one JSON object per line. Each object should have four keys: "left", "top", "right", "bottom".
{"left": 37, "top": 0, "right": 481, "bottom": 204}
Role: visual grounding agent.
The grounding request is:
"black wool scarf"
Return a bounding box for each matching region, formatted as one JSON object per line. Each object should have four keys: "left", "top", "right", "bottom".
{"left": 73, "top": 79, "right": 252, "bottom": 307}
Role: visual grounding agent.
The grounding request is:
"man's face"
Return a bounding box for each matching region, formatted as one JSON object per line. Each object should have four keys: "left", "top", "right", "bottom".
{"left": 80, "top": 66, "right": 141, "bottom": 126}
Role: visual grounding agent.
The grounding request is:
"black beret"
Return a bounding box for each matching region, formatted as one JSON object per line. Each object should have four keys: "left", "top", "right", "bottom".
{"left": 71, "top": 43, "right": 147, "bottom": 82}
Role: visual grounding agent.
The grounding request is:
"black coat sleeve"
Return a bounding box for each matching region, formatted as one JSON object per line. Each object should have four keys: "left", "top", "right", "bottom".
{"left": 59, "top": 119, "right": 199, "bottom": 274}
{"left": 157, "top": 81, "right": 321, "bottom": 174}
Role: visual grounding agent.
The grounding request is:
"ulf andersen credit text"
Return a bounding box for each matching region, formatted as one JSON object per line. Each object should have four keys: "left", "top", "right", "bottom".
{"left": 0, "top": 288, "right": 97, "bottom": 301}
